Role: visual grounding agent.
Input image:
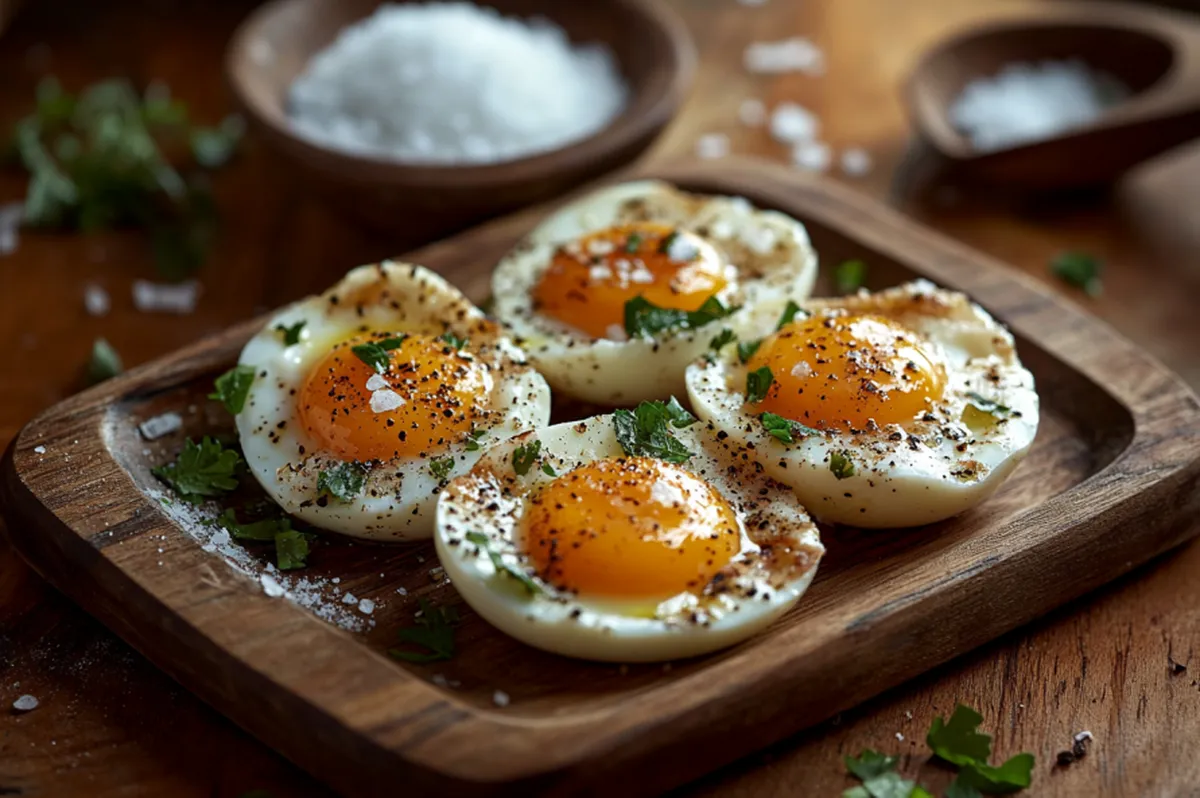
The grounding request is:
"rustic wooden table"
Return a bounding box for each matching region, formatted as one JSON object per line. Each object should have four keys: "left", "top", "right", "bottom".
{"left": 2, "top": 0, "right": 1198, "bottom": 795}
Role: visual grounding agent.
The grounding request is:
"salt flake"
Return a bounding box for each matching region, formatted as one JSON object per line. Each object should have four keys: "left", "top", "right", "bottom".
{"left": 12, "top": 694, "right": 38, "bottom": 712}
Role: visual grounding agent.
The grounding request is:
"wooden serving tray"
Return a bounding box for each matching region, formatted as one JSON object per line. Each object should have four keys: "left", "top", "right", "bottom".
{"left": 3, "top": 159, "right": 1199, "bottom": 797}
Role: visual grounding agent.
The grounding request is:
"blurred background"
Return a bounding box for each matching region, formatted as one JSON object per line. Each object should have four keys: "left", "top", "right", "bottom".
{"left": 1, "top": 0, "right": 1199, "bottom": 795}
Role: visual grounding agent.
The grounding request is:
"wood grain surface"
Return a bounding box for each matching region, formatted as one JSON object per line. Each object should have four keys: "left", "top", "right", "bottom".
{"left": 2, "top": 1, "right": 1200, "bottom": 796}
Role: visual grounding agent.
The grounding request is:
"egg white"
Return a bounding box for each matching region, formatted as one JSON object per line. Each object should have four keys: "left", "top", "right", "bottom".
{"left": 686, "top": 280, "right": 1039, "bottom": 528}
{"left": 236, "top": 261, "right": 551, "bottom": 541}
{"left": 434, "top": 413, "right": 824, "bottom": 662}
{"left": 492, "top": 180, "right": 819, "bottom": 405}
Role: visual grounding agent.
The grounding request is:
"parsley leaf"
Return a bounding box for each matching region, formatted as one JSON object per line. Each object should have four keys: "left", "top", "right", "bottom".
{"left": 317, "top": 461, "right": 367, "bottom": 501}
{"left": 745, "top": 366, "right": 773, "bottom": 403}
{"left": 966, "top": 392, "right": 1012, "bottom": 416}
{"left": 218, "top": 508, "right": 287, "bottom": 542}
{"left": 843, "top": 748, "right": 932, "bottom": 798}
{"left": 830, "top": 450, "right": 856, "bottom": 479}
{"left": 464, "top": 427, "right": 487, "bottom": 452}
{"left": 541, "top": 462, "right": 557, "bottom": 477}
{"left": 189, "top": 114, "right": 244, "bottom": 169}
{"left": 612, "top": 400, "right": 693, "bottom": 464}
{"left": 845, "top": 749, "right": 898, "bottom": 781}
{"left": 466, "top": 531, "right": 541, "bottom": 596}
{"left": 664, "top": 396, "right": 697, "bottom": 428}
{"left": 709, "top": 328, "right": 736, "bottom": 352}
{"left": 86, "top": 337, "right": 123, "bottom": 384}
{"left": 624, "top": 295, "right": 735, "bottom": 339}
{"left": 209, "top": 364, "right": 255, "bottom": 414}
{"left": 351, "top": 335, "right": 406, "bottom": 372}
{"left": 776, "top": 300, "right": 803, "bottom": 330}
{"left": 274, "top": 320, "right": 306, "bottom": 346}
{"left": 737, "top": 339, "right": 762, "bottom": 364}
{"left": 625, "top": 232, "right": 642, "bottom": 252}
{"left": 512, "top": 440, "right": 542, "bottom": 476}
{"left": 439, "top": 331, "right": 468, "bottom": 350}
{"left": 1050, "top": 251, "right": 1102, "bottom": 297}
{"left": 927, "top": 705, "right": 1034, "bottom": 793}
{"left": 944, "top": 781, "right": 983, "bottom": 798}
{"left": 761, "top": 412, "right": 817, "bottom": 444}
{"left": 274, "top": 529, "right": 310, "bottom": 570}
{"left": 429, "top": 456, "right": 455, "bottom": 481}
{"left": 152, "top": 436, "right": 241, "bottom": 502}
{"left": 389, "top": 599, "right": 459, "bottom": 663}
{"left": 835, "top": 259, "right": 867, "bottom": 294}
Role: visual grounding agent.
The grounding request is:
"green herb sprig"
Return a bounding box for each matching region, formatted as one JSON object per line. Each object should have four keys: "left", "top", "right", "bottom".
{"left": 152, "top": 436, "right": 241, "bottom": 503}
{"left": 613, "top": 398, "right": 694, "bottom": 464}
{"left": 624, "top": 295, "right": 736, "bottom": 339}
{"left": 389, "top": 599, "right": 459, "bottom": 663}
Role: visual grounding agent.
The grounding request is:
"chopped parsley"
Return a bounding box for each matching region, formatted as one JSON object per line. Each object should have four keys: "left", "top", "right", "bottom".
{"left": 830, "top": 450, "right": 855, "bottom": 479}
{"left": 439, "top": 331, "right": 468, "bottom": 350}
{"left": 623, "top": 295, "right": 736, "bottom": 339}
{"left": 464, "top": 427, "right": 487, "bottom": 452}
{"left": 737, "top": 338, "right": 762, "bottom": 364}
{"left": 466, "top": 531, "right": 541, "bottom": 596}
{"left": 745, "top": 366, "right": 774, "bottom": 403}
{"left": 429, "top": 456, "right": 455, "bottom": 481}
{"left": 274, "top": 529, "right": 310, "bottom": 571}
{"left": 512, "top": 440, "right": 542, "bottom": 476}
{"left": 351, "top": 335, "right": 407, "bottom": 373}
{"left": 835, "top": 259, "right": 867, "bottom": 294}
{"left": 316, "top": 461, "right": 367, "bottom": 501}
{"left": 274, "top": 320, "right": 306, "bottom": 346}
{"left": 541, "top": 462, "right": 557, "bottom": 477}
{"left": 965, "top": 392, "right": 1011, "bottom": 416}
{"left": 664, "top": 396, "right": 697, "bottom": 428}
{"left": 1050, "top": 251, "right": 1102, "bottom": 296}
{"left": 209, "top": 364, "right": 255, "bottom": 414}
{"left": 389, "top": 599, "right": 459, "bottom": 663}
{"left": 659, "top": 230, "right": 679, "bottom": 254}
{"left": 927, "top": 705, "right": 1034, "bottom": 793}
{"left": 86, "top": 337, "right": 123, "bottom": 384}
{"left": 761, "top": 412, "right": 817, "bottom": 444}
{"left": 843, "top": 749, "right": 933, "bottom": 798}
{"left": 152, "top": 436, "right": 241, "bottom": 502}
{"left": 709, "top": 328, "right": 736, "bottom": 352}
{"left": 613, "top": 400, "right": 693, "bottom": 464}
{"left": 776, "top": 300, "right": 802, "bottom": 330}
{"left": 217, "top": 509, "right": 308, "bottom": 570}
{"left": 624, "top": 232, "right": 642, "bottom": 252}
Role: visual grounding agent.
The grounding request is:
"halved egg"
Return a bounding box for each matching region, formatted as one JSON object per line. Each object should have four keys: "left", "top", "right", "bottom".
{"left": 686, "top": 280, "right": 1039, "bottom": 527}
{"left": 492, "top": 180, "right": 818, "bottom": 405}
{"left": 235, "top": 262, "right": 551, "bottom": 541}
{"left": 434, "top": 407, "right": 824, "bottom": 662}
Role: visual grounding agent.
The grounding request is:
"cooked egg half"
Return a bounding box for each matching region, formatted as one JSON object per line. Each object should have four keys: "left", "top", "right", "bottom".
{"left": 492, "top": 180, "right": 818, "bottom": 405}
{"left": 434, "top": 411, "right": 824, "bottom": 662}
{"left": 236, "top": 262, "right": 551, "bottom": 541}
{"left": 686, "top": 280, "right": 1039, "bottom": 527}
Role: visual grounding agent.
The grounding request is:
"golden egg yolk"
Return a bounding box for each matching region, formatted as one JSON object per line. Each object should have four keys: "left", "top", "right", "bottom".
{"left": 523, "top": 457, "right": 741, "bottom": 600}
{"left": 298, "top": 333, "right": 490, "bottom": 461}
{"left": 746, "top": 314, "right": 945, "bottom": 430}
{"left": 531, "top": 222, "right": 730, "bottom": 339}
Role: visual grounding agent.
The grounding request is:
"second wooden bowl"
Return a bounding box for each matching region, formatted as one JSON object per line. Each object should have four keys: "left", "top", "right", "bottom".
{"left": 227, "top": 0, "right": 696, "bottom": 240}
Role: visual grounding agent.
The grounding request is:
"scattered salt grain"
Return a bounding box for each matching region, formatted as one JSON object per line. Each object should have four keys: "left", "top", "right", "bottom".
{"left": 769, "top": 102, "right": 819, "bottom": 144}
{"left": 791, "top": 140, "right": 832, "bottom": 172}
{"left": 138, "top": 412, "right": 183, "bottom": 441}
{"left": 33, "top": 445, "right": 46, "bottom": 454}
{"left": 396, "top": 586, "right": 408, "bottom": 595}
{"left": 492, "top": 690, "right": 510, "bottom": 707}
{"left": 895, "top": 732, "right": 905, "bottom": 741}
{"left": 840, "top": 147, "right": 873, "bottom": 177}
{"left": 260, "top": 574, "right": 286, "bottom": 597}
{"left": 1074, "top": 730, "right": 1094, "bottom": 743}
{"left": 365, "top": 373, "right": 389, "bottom": 391}
{"left": 905, "top": 710, "right": 913, "bottom": 720}
{"left": 132, "top": 280, "right": 201, "bottom": 314}
{"left": 84, "top": 283, "right": 111, "bottom": 316}
{"left": 949, "top": 59, "right": 1130, "bottom": 152}
{"left": 369, "top": 388, "right": 405, "bottom": 413}
{"left": 357, "top": 598, "right": 375, "bottom": 615}
{"left": 289, "top": 3, "right": 627, "bottom": 166}
{"left": 342, "top": 591, "right": 358, "bottom": 605}
{"left": 0, "top": 202, "right": 23, "bottom": 256}
{"left": 744, "top": 37, "right": 825, "bottom": 76}
{"left": 738, "top": 98, "right": 767, "bottom": 127}
{"left": 695, "top": 132, "right": 730, "bottom": 160}
{"left": 12, "top": 694, "right": 38, "bottom": 712}
{"left": 332, "top": 577, "right": 341, "bottom": 584}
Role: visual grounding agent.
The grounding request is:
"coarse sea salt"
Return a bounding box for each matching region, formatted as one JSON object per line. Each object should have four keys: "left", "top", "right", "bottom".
{"left": 13, "top": 694, "right": 38, "bottom": 712}
{"left": 840, "top": 147, "right": 873, "bottom": 177}
{"left": 769, "top": 102, "right": 819, "bottom": 145}
{"left": 0, "top": 202, "right": 23, "bottom": 257}
{"left": 289, "top": 2, "right": 627, "bottom": 165}
{"left": 84, "top": 283, "right": 110, "bottom": 316}
{"left": 791, "top": 140, "right": 832, "bottom": 173}
{"left": 949, "top": 59, "right": 1130, "bottom": 152}
{"left": 744, "top": 37, "right": 825, "bottom": 76}
{"left": 694, "top": 132, "right": 730, "bottom": 160}
{"left": 138, "top": 412, "right": 183, "bottom": 441}
{"left": 132, "top": 280, "right": 201, "bottom": 314}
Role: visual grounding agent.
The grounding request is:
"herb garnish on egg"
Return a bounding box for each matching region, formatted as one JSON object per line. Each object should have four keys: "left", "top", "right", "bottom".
{"left": 745, "top": 366, "right": 773, "bottom": 403}
{"left": 613, "top": 399, "right": 695, "bottom": 464}
{"left": 623, "top": 295, "right": 736, "bottom": 339}
{"left": 209, "top": 365, "right": 255, "bottom": 414}
{"left": 429, "top": 456, "right": 455, "bottom": 481}
{"left": 350, "top": 335, "right": 407, "bottom": 373}
{"left": 465, "top": 531, "right": 542, "bottom": 596}
{"left": 761, "top": 412, "right": 817, "bottom": 444}
{"left": 274, "top": 320, "right": 306, "bottom": 346}
{"left": 316, "top": 461, "right": 367, "bottom": 501}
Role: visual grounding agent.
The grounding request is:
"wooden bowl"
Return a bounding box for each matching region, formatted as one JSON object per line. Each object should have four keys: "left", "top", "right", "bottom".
{"left": 226, "top": 0, "right": 696, "bottom": 239}
{"left": 906, "top": 1, "right": 1200, "bottom": 190}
